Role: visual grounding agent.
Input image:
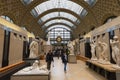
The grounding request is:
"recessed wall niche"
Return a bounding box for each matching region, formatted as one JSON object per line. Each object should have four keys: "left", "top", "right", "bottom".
{"left": 0, "top": 28, "right": 4, "bottom": 68}
{"left": 9, "top": 32, "right": 24, "bottom": 65}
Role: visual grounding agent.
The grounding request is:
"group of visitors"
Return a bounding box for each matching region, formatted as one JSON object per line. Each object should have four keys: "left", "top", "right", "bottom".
{"left": 45, "top": 48, "right": 69, "bottom": 72}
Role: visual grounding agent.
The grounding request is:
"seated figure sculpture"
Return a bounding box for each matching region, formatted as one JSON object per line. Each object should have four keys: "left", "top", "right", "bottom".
{"left": 110, "top": 36, "right": 120, "bottom": 68}
{"left": 97, "top": 41, "right": 110, "bottom": 64}
{"left": 29, "top": 41, "right": 38, "bottom": 58}
{"left": 90, "top": 40, "right": 97, "bottom": 60}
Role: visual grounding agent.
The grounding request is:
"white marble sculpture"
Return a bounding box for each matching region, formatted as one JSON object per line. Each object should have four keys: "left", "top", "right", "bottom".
{"left": 32, "top": 60, "right": 39, "bottom": 69}
{"left": 67, "top": 41, "right": 74, "bottom": 55}
{"left": 110, "top": 36, "right": 120, "bottom": 68}
{"left": 97, "top": 41, "right": 110, "bottom": 64}
{"left": 46, "top": 32, "right": 51, "bottom": 45}
{"left": 29, "top": 41, "right": 38, "bottom": 58}
{"left": 19, "top": 60, "right": 48, "bottom": 73}
{"left": 90, "top": 40, "right": 97, "bottom": 60}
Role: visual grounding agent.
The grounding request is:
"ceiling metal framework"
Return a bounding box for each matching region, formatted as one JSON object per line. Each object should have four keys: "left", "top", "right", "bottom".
{"left": 20, "top": 0, "right": 98, "bottom": 39}
{"left": 26, "top": 0, "right": 91, "bottom": 31}
{"left": 47, "top": 26, "right": 71, "bottom": 32}
{"left": 45, "top": 26, "right": 72, "bottom": 36}
{"left": 36, "top": 8, "right": 82, "bottom": 22}
{"left": 40, "top": 17, "right": 78, "bottom": 27}
{"left": 43, "top": 19, "right": 76, "bottom": 28}
{"left": 43, "top": 22, "right": 74, "bottom": 31}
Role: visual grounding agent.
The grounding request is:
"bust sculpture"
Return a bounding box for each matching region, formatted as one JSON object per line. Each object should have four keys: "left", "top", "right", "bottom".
{"left": 97, "top": 41, "right": 110, "bottom": 64}
{"left": 90, "top": 40, "right": 97, "bottom": 60}
{"left": 110, "top": 36, "right": 120, "bottom": 67}
{"left": 29, "top": 41, "right": 38, "bottom": 58}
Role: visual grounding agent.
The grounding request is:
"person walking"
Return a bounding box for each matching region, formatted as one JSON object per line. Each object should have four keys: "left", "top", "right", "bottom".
{"left": 61, "top": 52, "right": 68, "bottom": 72}
{"left": 46, "top": 50, "right": 54, "bottom": 70}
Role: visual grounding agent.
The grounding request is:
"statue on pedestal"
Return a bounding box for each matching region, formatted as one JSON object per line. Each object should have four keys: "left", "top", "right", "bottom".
{"left": 29, "top": 41, "right": 38, "bottom": 58}
{"left": 90, "top": 40, "right": 97, "bottom": 60}
{"left": 97, "top": 41, "right": 110, "bottom": 64}
{"left": 110, "top": 36, "right": 120, "bottom": 68}
{"left": 32, "top": 60, "right": 39, "bottom": 69}
{"left": 46, "top": 32, "right": 51, "bottom": 45}
{"left": 67, "top": 41, "right": 74, "bottom": 55}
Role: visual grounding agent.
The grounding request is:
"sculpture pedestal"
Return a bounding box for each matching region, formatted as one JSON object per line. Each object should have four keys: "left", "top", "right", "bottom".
{"left": 97, "top": 59, "right": 111, "bottom": 65}
{"left": 91, "top": 58, "right": 97, "bottom": 61}
{"left": 11, "top": 67, "right": 50, "bottom": 80}
{"left": 68, "top": 54, "right": 77, "bottom": 63}
{"left": 86, "top": 60, "right": 120, "bottom": 80}
{"left": 112, "top": 65, "right": 120, "bottom": 69}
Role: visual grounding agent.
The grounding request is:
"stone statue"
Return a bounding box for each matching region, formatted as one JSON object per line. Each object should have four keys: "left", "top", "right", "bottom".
{"left": 46, "top": 32, "right": 51, "bottom": 45}
{"left": 32, "top": 60, "right": 39, "bottom": 69}
{"left": 29, "top": 41, "right": 38, "bottom": 58}
{"left": 22, "top": 60, "right": 48, "bottom": 72}
{"left": 67, "top": 41, "right": 74, "bottom": 55}
{"left": 90, "top": 40, "right": 97, "bottom": 60}
{"left": 97, "top": 41, "right": 110, "bottom": 64}
{"left": 110, "top": 36, "right": 120, "bottom": 67}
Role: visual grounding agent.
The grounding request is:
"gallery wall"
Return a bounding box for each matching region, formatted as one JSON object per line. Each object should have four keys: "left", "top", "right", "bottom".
{"left": 0, "top": 27, "right": 4, "bottom": 68}
{"left": 9, "top": 32, "right": 24, "bottom": 65}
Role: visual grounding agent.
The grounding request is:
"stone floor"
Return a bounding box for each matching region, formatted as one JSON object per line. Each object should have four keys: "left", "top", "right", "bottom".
{"left": 49, "top": 57, "right": 107, "bottom": 80}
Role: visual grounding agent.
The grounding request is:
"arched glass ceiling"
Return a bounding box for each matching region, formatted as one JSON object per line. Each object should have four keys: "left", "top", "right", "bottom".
{"left": 46, "top": 25, "right": 71, "bottom": 32}
{"left": 84, "top": 0, "right": 97, "bottom": 6}
{"left": 40, "top": 12, "right": 78, "bottom": 22}
{"left": 21, "top": 0, "right": 33, "bottom": 5}
{"left": 44, "top": 19, "right": 74, "bottom": 27}
{"left": 32, "top": 0, "right": 84, "bottom": 17}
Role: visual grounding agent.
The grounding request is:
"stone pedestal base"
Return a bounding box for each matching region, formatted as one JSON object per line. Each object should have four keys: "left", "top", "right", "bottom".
{"left": 68, "top": 54, "right": 77, "bottom": 63}
{"left": 97, "top": 60, "right": 111, "bottom": 65}
{"left": 91, "top": 58, "right": 98, "bottom": 61}
{"left": 112, "top": 65, "right": 120, "bottom": 69}
{"left": 11, "top": 67, "right": 50, "bottom": 80}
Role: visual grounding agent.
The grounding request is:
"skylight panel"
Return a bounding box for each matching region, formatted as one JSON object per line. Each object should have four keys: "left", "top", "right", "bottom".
{"left": 44, "top": 19, "right": 74, "bottom": 27}
{"left": 47, "top": 25, "right": 71, "bottom": 32}
{"left": 41, "top": 12, "right": 77, "bottom": 22}
{"left": 21, "top": 0, "right": 33, "bottom": 5}
{"left": 32, "top": 0, "right": 84, "bottom": 16}
{"left": 84, "top": 0, "right": 97, "bottom": 6}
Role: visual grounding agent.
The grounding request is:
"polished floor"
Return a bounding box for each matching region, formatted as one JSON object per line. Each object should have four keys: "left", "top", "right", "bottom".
{"left": 48, "top": 57, "right": 107, "bottom": 80}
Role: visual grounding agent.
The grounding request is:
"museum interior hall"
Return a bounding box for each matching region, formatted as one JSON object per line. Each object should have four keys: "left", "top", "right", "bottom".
{"left": 1, "top": 0, "right": 120, "bottom": 80}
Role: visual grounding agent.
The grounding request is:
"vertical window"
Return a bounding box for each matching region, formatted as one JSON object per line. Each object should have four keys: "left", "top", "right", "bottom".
{"left": 46, "top": 26, "right": 71, "bottom": 45}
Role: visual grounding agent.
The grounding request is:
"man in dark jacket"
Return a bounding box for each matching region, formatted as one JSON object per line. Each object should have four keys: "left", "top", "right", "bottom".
{"left": 46, "top": 50, "right": 54, "bottom": 70}
{"left": 61, "top": 52, "right": 68, "bottom": 72}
